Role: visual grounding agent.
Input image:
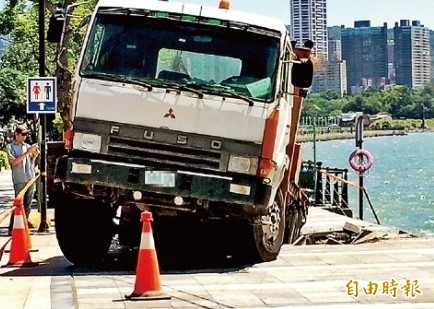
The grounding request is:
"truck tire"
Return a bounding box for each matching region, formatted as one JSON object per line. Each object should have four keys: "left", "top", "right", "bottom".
{"left": 54, "top": 193, "right": 114, "bottom": 265}
{"left": 285, "top": 206, "right": 300, "bottom": 243}
{"left": 250, "top": 190, "right": 285, "bottom": 262}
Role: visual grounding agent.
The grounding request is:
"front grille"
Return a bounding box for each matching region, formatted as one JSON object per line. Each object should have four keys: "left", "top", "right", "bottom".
{"left": 108, "top": 136, "right": 222, "bottom": 171}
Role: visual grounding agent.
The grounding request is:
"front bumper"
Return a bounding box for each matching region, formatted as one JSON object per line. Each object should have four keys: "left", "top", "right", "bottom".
{"left": 55, "top": 156, "right": 271, "bottom": 206}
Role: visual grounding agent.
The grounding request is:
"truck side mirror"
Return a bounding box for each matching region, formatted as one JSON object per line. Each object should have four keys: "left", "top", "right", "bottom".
{"left": 291, "top": 59, "right": 313, "bottom": 89}
{"left": 47, "top": 8, "right": 65, "bottom": 43}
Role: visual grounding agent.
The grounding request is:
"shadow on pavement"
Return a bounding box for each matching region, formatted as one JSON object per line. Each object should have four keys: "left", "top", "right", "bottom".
{"left": 0, "top": 256, "right": 71, "bottom": 276}
{"left": 0, "top": 243, "right": 255, "bottom": 277}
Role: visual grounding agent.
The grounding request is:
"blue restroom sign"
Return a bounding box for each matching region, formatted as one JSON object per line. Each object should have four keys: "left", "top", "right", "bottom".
{"left": 27, "top": 77, "right": 57, "bottom": 114}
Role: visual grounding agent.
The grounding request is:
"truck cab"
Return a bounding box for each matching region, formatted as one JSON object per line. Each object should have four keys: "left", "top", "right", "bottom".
{"left": 50, "top": 0, "right": 313, "bottom": 265}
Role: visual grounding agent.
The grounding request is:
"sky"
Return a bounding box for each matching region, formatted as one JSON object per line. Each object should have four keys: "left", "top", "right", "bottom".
{"left": 0, "top": 0, "right": 432, "bottom": 29}
{"left": 181, "top": 0, "right": 434, "bottom": 30}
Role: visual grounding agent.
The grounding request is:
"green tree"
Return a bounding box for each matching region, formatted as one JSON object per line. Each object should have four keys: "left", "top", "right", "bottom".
{"left": 0, "top": 0, "right": 94, "bottom": 128}
{"left": 54, "top": 0, "right": 96, "bottom": 130}
{"left": 0, "top": 2, "right": 39, "bottom": 123}
{"left": 0, "top": 67, "right": 28, "bottom": 121}
{"left": 0, "top": 1, "right": 56, "bottom": 123}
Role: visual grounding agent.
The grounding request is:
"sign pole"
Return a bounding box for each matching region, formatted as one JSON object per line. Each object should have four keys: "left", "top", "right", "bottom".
{"left": 38, "top": 0, "right": 48, "bottom": 232}
{"left": 355, "top": 114, "right": 364, "bottom": 220}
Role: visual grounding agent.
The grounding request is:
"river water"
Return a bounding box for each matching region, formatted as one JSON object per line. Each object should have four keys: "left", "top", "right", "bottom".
{"left": 302, "top": 131, "right": 434, "bottom": 236}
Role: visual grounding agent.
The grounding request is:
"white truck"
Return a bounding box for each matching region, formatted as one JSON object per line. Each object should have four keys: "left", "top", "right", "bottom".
{"left": 49, "top": 0, "right": 313, "bottom": 265}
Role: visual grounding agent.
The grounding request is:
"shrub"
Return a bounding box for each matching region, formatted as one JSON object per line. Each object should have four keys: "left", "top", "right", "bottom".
{"left": 52, "top": 114, "right": 64, "bottom": 133}
{"left": 0, "top": 150, "right": 11, "bottom": 170}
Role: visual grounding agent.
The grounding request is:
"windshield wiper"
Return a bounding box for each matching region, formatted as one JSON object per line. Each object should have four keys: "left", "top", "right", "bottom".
{"left": 219, "top": 91, "right": 254, "bottom": 107}
{"left": 82, "top": 72, "right": 153, "bottom": 91}
{"left": 186, "top": 83, "right": 254, "bottom": 106}
{"left": 148, "top": 80, "right": 204, "bottom": 99}
{"left": 167, "top": 84, "right": 204, "bottom": 99}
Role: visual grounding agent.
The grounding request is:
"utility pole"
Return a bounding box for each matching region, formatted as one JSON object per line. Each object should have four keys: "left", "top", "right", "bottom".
{"left": 38, "top": 0, "right": 48, "bottom": 232}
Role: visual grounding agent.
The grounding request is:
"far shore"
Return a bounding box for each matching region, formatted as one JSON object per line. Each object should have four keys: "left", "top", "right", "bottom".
{"left": 296, "top": 129, "right": 413, "bottom": 143}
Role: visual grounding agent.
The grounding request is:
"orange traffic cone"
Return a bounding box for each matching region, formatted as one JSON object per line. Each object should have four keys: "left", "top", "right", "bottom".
{"left": 126, "top": 211, "right": 170, "bottom": 301}
{"left": 8, "top": 198, "right": 36, "bottom": 267}
{"left": 15, "top": 198, "right": 32, "bottom": 250}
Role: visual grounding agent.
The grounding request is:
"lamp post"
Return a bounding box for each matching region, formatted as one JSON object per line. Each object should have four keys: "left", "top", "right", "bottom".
{"left": 38, "top": 0, "right": 48, "bottom": 232}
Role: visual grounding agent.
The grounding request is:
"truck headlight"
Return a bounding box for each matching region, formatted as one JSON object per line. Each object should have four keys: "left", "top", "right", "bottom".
{"left": 228, "top": 155, "right": 258, "bottom": 175}
{"left": 73, "top": 133, "right": 102, "bottom": 153}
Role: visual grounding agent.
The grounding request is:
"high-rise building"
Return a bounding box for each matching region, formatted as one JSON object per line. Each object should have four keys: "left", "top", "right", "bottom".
{"left": 387, "top": 29, "right": 395, "bottom": 85}
{"left": 394, "top": 20, "right": 431, "bottom": 88}
{"left": 341, "top": 21, "right": 388, "bottom": 94}
{"left": 290, "top": 0, "right": 328, "bottom": 94}
{"left": 323, "top": 32, "right": 347, "bottom": 96}
{"left": 290, "top": 0, "right": 328, "bottom": 59}
{"left": 325, "top": 60, "right": 347, "bottom": 96}
{"left": 327, "top": 26, "right": 342, "bottom": 41}
{"left": 431, "top": 30, "right": 434, "bottom": 83}
{"left": 328, "top": 39, "right": 342, "bottom": 61}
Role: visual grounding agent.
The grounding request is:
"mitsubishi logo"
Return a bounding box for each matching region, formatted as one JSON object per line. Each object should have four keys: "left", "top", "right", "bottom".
{"left": 164, "top": 108, "right": 176, "bottom": 119}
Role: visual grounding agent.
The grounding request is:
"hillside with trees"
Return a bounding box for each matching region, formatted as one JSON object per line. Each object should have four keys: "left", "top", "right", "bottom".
{"left": 304, "top": 86, "right": 434, "bottom": 121}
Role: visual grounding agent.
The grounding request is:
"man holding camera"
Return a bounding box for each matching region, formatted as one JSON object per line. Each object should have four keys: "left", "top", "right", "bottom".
{"left": 5, "top": 124, "right": 40, "bottom": 235}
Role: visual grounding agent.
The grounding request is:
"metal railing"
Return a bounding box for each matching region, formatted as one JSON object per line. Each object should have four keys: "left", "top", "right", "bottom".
{"left": 0, "top": 171, "right": 40, "bottom": 225}
{"left": 299, "top": 161, "right": 380, "bottom": 224}
{"left": 313, "top": 162, "right": 352, "bottom": 217}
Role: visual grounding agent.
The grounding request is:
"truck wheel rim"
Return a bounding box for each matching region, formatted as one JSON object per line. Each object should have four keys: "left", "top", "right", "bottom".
{"left": 262, "top": 201, "right": 281, "bottom": 244}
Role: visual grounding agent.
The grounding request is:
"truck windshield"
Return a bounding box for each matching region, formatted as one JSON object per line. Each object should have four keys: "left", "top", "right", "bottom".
{"left": 80, "top": 12, "right": 280, "bottom": 101}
